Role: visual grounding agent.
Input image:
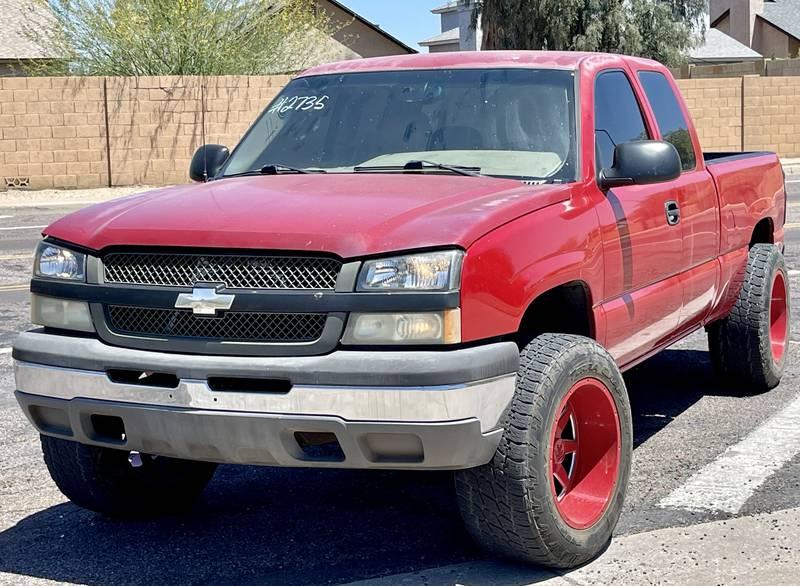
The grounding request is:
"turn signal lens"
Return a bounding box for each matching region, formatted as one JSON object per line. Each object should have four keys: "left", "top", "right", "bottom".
{"left": 31, "top": 294, "right": 94, "bottom": 332}
{"left": 342, "top": 309, "right": 461, "bottom": 345}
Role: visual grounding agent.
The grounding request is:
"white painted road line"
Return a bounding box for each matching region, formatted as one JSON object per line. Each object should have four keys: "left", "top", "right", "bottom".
{"left": 0, "top": 225, "right": 46, "bottom": 232}
{"left": 659, "top": 394, "right": 800, "bottom": 514}
{"left": 0, "top": 215, "right": 13, "bottom": 219}
{"left": 0, "top": 283, "right": 28, "bottom": 292}
{"left": 0, "top": 199, "right": 102, "bottom": 209}
{"left": 789, "top": 270, "right": 800, "bottom": 277}
{"left": 0, "top": 348, "right": 11, "bottom": 355}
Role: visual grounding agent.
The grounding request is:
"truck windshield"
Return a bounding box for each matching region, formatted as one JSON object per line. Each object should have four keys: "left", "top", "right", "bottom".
{"left": 221, "top": 68, "right": 578, "bottom": 182}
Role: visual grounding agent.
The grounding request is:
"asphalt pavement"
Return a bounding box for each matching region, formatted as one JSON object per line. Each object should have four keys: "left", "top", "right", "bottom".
{"left": 0, "top": 177, "right": 799, "bottom": 585}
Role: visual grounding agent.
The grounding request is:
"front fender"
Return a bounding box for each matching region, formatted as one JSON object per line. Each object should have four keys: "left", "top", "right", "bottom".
{"left": 460, "top": 198, "right": 604, "bottom": 343}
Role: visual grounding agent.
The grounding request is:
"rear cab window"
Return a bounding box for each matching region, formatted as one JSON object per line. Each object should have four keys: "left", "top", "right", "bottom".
{"left": 637, "top": 71, "right": 697, "bottom": 172}
{"left": 594, "top": 71, "right": 650, "bottom": 172}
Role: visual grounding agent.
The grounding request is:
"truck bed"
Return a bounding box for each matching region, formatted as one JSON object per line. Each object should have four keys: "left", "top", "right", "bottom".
{"left": 703, "top": 150, "right": 786, "bottom": 254}
{"left": 703, "top": 151, "right": 774, "bottom": 165}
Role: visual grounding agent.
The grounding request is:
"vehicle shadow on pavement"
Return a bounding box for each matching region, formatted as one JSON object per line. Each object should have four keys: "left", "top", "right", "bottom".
{"left": 625, "top": 348, "right": 741, "bottom": 449}
{"left": 0, "top": 347, "right": 732, "bottom": 586}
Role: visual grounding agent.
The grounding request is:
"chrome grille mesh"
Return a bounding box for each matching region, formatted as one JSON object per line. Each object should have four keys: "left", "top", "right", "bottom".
{"left": 103, "top": 253, "right": 341, "bottom": 290}
{"left": 106, "top": 306, "right": 326, "bottom": 343}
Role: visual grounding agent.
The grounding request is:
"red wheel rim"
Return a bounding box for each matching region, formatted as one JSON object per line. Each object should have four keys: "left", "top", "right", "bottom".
{"left": 549, "top": 378, "right": 621, "bottom": 530}
{"left": 769, "top": 271, "right": 788, "bottom": 365}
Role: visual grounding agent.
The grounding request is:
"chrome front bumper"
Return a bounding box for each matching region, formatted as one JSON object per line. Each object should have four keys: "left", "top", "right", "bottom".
{"left": 13, "top": 331, "right": 519, "bottom": 470}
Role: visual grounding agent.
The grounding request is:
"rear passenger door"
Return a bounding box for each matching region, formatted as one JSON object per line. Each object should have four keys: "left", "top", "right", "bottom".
{"left": 593, "top": 70, "right": 684, "bottom": 366}
{"left": 637, "top": 70, "right": 720, "bottom": 331}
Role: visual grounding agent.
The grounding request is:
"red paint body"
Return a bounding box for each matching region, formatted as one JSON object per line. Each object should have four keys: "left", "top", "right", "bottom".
{"left": 43, "top": 52, "right": 787, "bottom": 370}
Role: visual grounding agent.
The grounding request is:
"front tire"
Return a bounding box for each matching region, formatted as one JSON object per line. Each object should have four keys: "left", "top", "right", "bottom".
{"left": 455, "top": 334, "right": 632, "bottom": 569}
{"left": 41, "top": 435, "right": 218, "bottom": 517}
{"left": 708, "top": 243, "right": 790, "bottom": 393}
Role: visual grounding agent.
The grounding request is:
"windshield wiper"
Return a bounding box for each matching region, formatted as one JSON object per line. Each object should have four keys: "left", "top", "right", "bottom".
{"left": 222, "top": 164, "right": 326, "bottom": 179}
{"left": 261, "top": 164, "right": 325, "bottom": 175}
{"left": 354, "top": 160, "right": 482, "bottom": 177}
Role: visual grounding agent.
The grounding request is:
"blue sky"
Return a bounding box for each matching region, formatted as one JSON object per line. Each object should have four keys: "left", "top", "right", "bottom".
{"left": 338, "top": 0, "right": 443, "bottom": 51}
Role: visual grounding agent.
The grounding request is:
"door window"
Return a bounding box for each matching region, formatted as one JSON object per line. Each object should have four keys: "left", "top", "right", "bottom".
{"left": 594, "top": 71, "right": 650, "bottom": 171}
{"left": 638, "top": 71, "right": 697, "bottom": 171}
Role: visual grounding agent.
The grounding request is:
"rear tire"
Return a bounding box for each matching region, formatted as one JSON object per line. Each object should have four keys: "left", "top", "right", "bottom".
{"left": 41, "top": 435, "right": 217, "bottom": 517}
{"left": 455, "top": 334, "right": 632, "bottom": 569}
{"left": 708, "top": 243, "right": 790, "bottom": 393}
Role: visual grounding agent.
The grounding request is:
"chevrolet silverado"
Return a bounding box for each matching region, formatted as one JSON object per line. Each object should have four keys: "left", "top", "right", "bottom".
{"left": 13, "top": 51, "right": 789, "bottom": 568}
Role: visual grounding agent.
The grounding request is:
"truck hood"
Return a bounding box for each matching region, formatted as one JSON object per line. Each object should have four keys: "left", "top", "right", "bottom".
{"left": 44, "top": 174, "right": 571, "bottom": 258}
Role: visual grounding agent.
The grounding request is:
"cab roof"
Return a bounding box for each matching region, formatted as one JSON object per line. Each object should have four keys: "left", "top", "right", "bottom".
{"left": 299, "top": 51, "right": 663, "bottom": 78}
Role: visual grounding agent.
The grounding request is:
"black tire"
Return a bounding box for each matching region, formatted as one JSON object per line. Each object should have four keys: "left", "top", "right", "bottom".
{"left": 708, "top": 243, "right": 790, "bottom": 393}
{"left": 41, "top": 435, "right": 217, "bottom": 517}
{"left": 455, "top": 334, "right": 632, "bottom": 569}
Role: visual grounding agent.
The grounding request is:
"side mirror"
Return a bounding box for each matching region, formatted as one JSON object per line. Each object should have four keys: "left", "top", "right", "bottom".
{"left": 189, "top": 144, "right": 230, "bottom": 182}
{"left": 598, "top": 140, "right": 681, "bottom": 191}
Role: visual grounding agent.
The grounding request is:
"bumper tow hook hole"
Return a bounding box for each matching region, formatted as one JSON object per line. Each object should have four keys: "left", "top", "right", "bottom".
{"left": 107, "top": 369, "right": 179, "bottom": 389}
{"left": 294, "top": 432, "right": 345, "bottom": 462}
{"left": 89, "top": 414, "right": 126, "bottom": 444}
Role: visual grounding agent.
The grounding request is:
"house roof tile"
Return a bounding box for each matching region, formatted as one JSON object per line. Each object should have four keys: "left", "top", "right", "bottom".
{"left": 760, "top": 0, "right": 800, "bottom": 42}
{"left": 691, "top": 28, "right": 763, "bottom": 61}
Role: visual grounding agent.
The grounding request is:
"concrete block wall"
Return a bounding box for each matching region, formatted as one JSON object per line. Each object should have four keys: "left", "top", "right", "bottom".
{"left": 676, "top": 76, "right": 800, "bottom": 157}
{"left": 671, "top": 58, "right": 800, "bottom": 80}
{"left": 676, "top": 78, "right": 743, "bottom": 152}
{"left": 1, "top": 73, "right": 799, "bottom": 192}
{"left": 742, "top": 77, "right": 800, "bottom": 157}
{"left": 0, "top": 75, "right": 290, "bottom": 190}
{"left": 0, "top": 77, "right": 107, "bottom": 189}
{"left": 765, "top": 59, "right": 800, "bottom": 77}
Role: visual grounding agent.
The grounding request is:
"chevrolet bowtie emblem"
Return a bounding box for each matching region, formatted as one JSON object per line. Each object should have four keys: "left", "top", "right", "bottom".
{"left": 175, "top": 287, "right": 235, "bottom": 316}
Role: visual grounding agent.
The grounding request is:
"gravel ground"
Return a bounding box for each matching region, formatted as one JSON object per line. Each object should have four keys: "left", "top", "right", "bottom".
{"left": 0, "top": 186, "right": 159, "bottom": 207}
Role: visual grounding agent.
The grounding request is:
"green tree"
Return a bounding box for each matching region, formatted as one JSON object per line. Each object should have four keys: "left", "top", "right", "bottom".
{"left": 472, "top": 0, "right": 705, "bottom": 66}
{"left": 26, "top": 0, "right": 342, "bottom": 76}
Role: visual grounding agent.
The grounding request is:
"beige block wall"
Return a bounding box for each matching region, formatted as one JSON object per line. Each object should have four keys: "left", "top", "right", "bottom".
{"left": 677, "top": 78, "right": 743, "bottom": 152}
{"left": 0, "top": 75, "right": 289, "bottom": 190}
{"left": 202, "top": 75, "right": 291, "bottom": 154}
{"left": 0, "top": 76, "right": 108, "bottom": 189}
{"left": 742, "top": 76, "right": 800, "bottom": 156}
{"left": 2, "top": 73, "right": 800, "bottom": 192}
{"left": 106, "top": 75, "right": 290, "bottom": 186}
{"left": 678, "top": 77, "right": 800, "bottom": 156}
{"left": 105, "top": 76, "right": 203, "bottom": 187}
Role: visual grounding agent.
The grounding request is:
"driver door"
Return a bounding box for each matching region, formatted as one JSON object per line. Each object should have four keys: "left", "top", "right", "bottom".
{"left": 593, "top": 70, "right": 684, "bottom": 367}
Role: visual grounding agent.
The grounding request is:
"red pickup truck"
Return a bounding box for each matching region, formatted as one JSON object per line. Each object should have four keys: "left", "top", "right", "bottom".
{"left": 14, "top": 52, "right": 789, "bottom": 568}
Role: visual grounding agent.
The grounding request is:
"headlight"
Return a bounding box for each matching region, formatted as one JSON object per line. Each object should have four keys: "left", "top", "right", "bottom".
{"left": 358, "top": 250, "right": 463, "bottom": 291}
{"left": 34, "top": 242, "right": 86, "bottom": 281}
{"left": 342, "top": 309, "right": 461, "bottom": 345}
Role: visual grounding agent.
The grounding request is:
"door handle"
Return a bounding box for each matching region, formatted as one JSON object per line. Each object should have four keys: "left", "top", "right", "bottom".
{"left": 665, "top": 201, "right": 680, "bottom": 226}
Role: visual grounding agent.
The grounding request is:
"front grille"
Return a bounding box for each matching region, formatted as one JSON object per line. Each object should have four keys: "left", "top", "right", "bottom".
{"left": 103, "top": 253, "right": 341, "bottom": 290}
{"left": 106, "top": 306, "right": 326, "bottom": 343}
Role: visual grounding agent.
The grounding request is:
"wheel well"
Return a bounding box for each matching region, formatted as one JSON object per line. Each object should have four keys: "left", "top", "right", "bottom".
{"left": 750, "top": 218, "right": 774, "bottom": 247}
{"left": 517, "top": 282, "right": 594, "bottom": 348}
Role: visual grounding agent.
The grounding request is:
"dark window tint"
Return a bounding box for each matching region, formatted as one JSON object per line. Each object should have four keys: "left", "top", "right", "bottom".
{"left": 638, "top": 71, "right": 697, "bottom": 171}
{"left": 594, "top": 71, "right": 649, "bottom": 171}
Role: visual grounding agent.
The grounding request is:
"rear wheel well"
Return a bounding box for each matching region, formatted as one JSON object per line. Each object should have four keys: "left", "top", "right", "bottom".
{"left": 517, "top": 282, "right": 594, "bottom": 348}
{"left": 750, "top": 218, "right": 774, "bottom": 247}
